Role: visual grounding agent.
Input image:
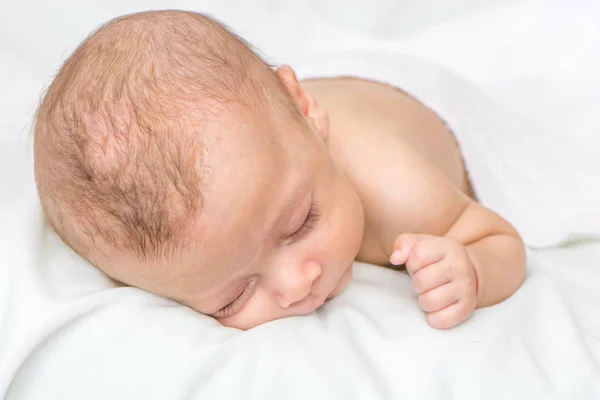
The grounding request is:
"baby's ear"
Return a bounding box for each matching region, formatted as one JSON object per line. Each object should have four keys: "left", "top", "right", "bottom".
{"left": 276, "top": 65, "right": 308, "bottom": 115}
{"left": 275, "top": 66, "right": 329, "bottom": 142}
{"left": 302, "top": 89, "right": 329, "bottom": 142}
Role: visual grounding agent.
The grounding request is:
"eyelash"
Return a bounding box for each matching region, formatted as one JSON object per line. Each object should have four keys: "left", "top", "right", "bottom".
{"left": 214, "top": 202, "right": 321, "bottom": 318}
{"left": 289, "top": 201, "right": 321, "bottom": 241}
{"left": 213, "top": 280, "right": 257, "bottom": 318}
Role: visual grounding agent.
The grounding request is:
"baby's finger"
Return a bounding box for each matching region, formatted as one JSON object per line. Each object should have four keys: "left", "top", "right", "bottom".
{"left": 412, "top": 260, "right": 451, "bottom": 293}
{"left": 389, "top": 233, "right": 435, "bottom": 266}
{"left": 417, "top": 283, "right": 460, "bottom": 313}
{"left": 405, "top": 238, "right": 446, "bottom": 275}
{"left": 426, "top": 301, "right": 473, "bottom": 330}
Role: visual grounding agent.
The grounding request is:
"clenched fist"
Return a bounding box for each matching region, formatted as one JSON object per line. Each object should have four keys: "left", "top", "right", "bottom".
{"left": 390, "top": 233, "right": 479, "bottom": 329}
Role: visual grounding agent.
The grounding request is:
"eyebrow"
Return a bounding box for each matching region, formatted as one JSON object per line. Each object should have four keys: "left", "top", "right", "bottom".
{"left": 279, "top": 190, "right": 304, "bottom": 220}
{"left": 271, "top": 174, "right": 312, "bottom": 236}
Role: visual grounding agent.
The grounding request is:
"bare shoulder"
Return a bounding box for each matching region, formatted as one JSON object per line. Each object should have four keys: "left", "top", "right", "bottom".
{"left": 301, "top": 78, "right": 472, "bottom": 194}
{"left": 301, "top": 78, "right": 476, "bottom": 264}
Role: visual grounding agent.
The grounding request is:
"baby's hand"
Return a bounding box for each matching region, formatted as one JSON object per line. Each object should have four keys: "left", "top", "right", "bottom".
{"left": 389, "top": 234, "right": 478, "bottom": 329}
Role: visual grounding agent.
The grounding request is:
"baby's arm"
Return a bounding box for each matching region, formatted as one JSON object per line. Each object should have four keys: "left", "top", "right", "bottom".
{"left": 389, "top": 201, "right": 526, "bottom": 320}
{"left": 351, "top": 126, "right": 526, "bottom": 328}
{"left": 436, "top": 201, "right": 526, "bottom": 309}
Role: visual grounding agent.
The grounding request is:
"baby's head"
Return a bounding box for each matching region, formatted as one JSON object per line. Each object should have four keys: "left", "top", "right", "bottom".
{"left": 34, "top": 10, "right": 364, "bottom": 329}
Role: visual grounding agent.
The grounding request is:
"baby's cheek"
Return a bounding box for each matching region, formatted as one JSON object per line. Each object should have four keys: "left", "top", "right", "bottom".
{"left": 328, "top": 263, "right": 353, "bottom": 299}
{"left": 335, "top": 184, "right": 364, "bottom": 259}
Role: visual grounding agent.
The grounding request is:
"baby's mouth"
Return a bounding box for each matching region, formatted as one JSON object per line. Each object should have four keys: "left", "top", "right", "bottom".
{"left": 296, "top": 262, "right": 354, "bottom": 313}
{"left": 313, "top": 294, "right": 327, "bottom": 309}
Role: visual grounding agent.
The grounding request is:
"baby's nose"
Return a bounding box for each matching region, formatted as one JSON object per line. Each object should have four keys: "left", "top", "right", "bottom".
{"left": 275, "top": 261, "right": 322, "bottom": 309}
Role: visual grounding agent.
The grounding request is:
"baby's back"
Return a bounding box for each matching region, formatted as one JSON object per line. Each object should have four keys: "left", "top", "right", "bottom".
{"left": 302, "top": 78, "right": 472, "bottom": 196}
{"left": 301, "top": 78, "right": 475, "bottom": 263}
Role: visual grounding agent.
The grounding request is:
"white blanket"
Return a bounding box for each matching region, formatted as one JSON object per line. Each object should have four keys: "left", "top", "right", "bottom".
{"left": 1, "top": 0, "right": 599, "bottom": 399}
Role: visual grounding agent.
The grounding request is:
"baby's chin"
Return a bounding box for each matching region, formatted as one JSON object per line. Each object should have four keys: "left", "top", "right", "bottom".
{"left": 326, "top": 262, "right": 354, "bottom": 301}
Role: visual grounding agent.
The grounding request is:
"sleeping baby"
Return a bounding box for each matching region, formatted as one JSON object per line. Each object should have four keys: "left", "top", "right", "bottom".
{"left": 33, "top": 10, "right": 526, "bottom": 330}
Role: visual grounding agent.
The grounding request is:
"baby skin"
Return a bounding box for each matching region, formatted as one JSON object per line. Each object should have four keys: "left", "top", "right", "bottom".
{"left": 33, "top": 11, "right": 526, "bottom": 330}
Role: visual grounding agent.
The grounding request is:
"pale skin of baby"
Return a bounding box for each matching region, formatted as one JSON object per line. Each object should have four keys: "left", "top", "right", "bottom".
{"left": 158, "top": 66, "right": 527, "bottom": 331}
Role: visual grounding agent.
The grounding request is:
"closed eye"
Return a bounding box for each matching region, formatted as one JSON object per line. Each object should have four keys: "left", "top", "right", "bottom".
{"left": 288, "top": 201, "right": 320, "bottom": 242}
{"left": 212, "top": 279, "right": 257, "bottom": 319}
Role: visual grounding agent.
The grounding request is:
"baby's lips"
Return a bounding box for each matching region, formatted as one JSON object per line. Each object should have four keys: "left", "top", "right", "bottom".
{"left": 313, "top": 294, "right": 326, "bottom": 308}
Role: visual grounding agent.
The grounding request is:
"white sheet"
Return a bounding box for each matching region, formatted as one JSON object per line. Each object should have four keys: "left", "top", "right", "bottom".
{"left": 1, "top": 1, "right": 599, "bottom": 399}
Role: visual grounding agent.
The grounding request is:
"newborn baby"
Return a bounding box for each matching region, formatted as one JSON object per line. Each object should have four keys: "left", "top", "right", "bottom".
{"left": 33, "top": 10, "right": 526, "bottom": 330}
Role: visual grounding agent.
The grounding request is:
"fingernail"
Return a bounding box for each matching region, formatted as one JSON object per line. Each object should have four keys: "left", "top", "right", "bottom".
{"left": 389, "top": 249, "right": 403, "bottom": 265}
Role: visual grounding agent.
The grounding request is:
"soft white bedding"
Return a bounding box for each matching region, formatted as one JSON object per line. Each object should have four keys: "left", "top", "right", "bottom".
{"left": 1, "top": 1, "right": 599, "bottom": 399}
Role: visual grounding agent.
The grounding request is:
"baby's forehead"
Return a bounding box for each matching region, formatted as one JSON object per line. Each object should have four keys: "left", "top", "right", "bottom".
{"left": 206, "top": 119, "right": 291, "bottom": 214}
{"left": 199, "top": 119, "right": 308, "bottom": 241}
